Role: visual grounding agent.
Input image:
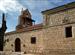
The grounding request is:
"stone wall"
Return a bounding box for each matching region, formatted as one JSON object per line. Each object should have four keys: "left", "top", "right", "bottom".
{"left": 4, "top": 29, "right": 44, "bottom": 54}
{"left": 4, "top": 3, "right": 75, "bottom": 55}
{"left": 43, "top": 8, "right": 75, "bottom": 26}
{"left": 4, "top": 23, "right": 75, "bottom": 54}
{"left": 43, "top": 24, "right": 75, "bottom": 50}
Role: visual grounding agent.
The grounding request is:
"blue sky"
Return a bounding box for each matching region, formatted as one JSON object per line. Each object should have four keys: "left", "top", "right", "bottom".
{"left": 0, "top": 0, "right": 75, "bottom": 32}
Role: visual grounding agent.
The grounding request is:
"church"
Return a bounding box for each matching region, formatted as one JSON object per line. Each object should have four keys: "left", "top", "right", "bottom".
{"left": 0, "top": 1, "right": 75, "bottom": 55}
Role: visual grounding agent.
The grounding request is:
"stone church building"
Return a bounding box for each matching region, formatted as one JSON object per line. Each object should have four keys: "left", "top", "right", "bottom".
{"left": 2, "top": 1, "right": 75, "bottom": 55}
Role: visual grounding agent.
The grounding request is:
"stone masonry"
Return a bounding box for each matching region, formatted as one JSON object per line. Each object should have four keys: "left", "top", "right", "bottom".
{"left": 4, "top": 2, "right": 75, "bottom": 55}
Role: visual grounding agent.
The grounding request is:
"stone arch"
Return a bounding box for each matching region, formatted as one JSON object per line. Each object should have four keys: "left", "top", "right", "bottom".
{"left": 15, "top": 38, "right": 21, "bottom": 52}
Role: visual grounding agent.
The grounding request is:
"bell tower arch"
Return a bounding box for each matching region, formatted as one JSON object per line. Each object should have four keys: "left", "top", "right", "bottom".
{"left": 16, "top": 9, "right": 35, "bottom": 32}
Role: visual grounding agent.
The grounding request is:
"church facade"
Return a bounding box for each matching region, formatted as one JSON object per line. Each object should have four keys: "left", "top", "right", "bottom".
{"left": 4, "top": 2, "right": 75, "bottom": 55}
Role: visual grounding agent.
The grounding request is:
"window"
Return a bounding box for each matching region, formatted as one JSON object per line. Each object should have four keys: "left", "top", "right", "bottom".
{"left": 65, "top": 26, "right": 72, "bottom": 38}
{"left": 31, "top": 37, "right": 36, "bottom": 44}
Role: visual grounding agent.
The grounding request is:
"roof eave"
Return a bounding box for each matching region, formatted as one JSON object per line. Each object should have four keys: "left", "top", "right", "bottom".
{"left": 41, "top": 1, "right": 75, "bottom": 14}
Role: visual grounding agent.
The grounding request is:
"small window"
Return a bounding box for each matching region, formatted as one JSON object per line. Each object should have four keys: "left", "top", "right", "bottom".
{"left": 65, "top": 26, "right": 72, "bottom": 38}
{"left": 31, "top": 37, "right": 36, "bottom": 44}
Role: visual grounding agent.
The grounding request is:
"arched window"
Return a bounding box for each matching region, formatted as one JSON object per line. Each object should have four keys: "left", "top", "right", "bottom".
{"left": 15, "top": 38, "right": 21, "bottom": 52}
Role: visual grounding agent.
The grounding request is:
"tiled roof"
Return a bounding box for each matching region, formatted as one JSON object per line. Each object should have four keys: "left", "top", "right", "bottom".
{"left": 5, "top": 24, "right": 43, "bottom": 36}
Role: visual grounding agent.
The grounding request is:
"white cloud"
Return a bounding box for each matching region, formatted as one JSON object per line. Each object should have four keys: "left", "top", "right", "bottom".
{"left": 50, "top": 0, "right": 64, "bottom": 3}
{"left": 0, "top": 0, "right": 26, "bottom": 13}
{"left": 22, "top": 0, "right": 35, "bottom": 9}
{"left": 20, "top": 0, "right": 50, "bottom": 10}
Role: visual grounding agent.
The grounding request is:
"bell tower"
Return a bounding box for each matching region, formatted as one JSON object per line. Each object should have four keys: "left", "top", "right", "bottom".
{"left": 16, "top": 9, "right": 35, "bottom": 32}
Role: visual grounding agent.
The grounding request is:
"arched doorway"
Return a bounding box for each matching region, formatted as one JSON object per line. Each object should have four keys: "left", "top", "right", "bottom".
{"left": 15, "top": 38, "right": 21, "bottom": 52}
